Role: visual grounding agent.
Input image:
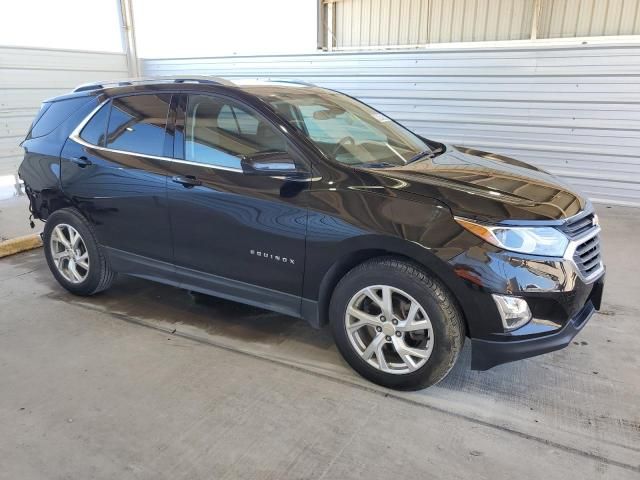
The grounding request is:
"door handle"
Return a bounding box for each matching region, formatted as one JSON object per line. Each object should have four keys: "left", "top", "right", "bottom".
{"left": 172, "top": 175, "right": 202, "bottom": 188}
{"left": 70, "top": 156, "right": 92, "bottom": 167}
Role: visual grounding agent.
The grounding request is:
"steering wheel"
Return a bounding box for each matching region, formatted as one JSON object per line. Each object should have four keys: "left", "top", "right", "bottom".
{"left": 332, "top": 136, "right": 356, "bottom": 157}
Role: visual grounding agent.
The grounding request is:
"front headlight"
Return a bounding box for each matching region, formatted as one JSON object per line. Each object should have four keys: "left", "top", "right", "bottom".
{"left": 455, "top": 217, "right": 569, "bottom": 257}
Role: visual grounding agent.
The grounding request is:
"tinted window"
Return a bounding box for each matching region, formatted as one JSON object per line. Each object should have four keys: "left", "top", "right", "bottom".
{"left": 29, "top": 103, "right": 51, "bottom": 134}
{"left": 251, "top": 88, "right": 435, "bottom": 167}
{"left": 184, "top": 95, "right": 286, "bottom": 169}
{"left": 106, "top": 94, "right": 171, "bottom": 156}
{"left": 217, "top": 105, "right": 261, "bottom": 136}
{"left": 297, "top": 104, "right": 386, "bottom": 145}
{"left": 217, "top": 105, "right": 239, "bottom": 134}
{"left": 30, "top": 97, "right": 91, "bottom": 138}
{"left": 79, "top": 100, "right": 110, "bottom": 146}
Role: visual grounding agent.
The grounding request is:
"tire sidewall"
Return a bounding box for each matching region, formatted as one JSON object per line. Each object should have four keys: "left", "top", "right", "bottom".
{"left": 330, "top": 261, "right": 462, "bottom": 390}
{"left": 43, "top": 209, "right": 104, "bottom": 295}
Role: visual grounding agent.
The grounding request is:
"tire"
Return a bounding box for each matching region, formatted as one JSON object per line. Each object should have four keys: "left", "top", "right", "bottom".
{"left": 43, "top": 208, "right": 115, "bottom": 296}
{"left": 330, "top": 257, "right": 465, "bottom": 390}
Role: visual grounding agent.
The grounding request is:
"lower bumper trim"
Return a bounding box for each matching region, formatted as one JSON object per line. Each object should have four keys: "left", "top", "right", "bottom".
{"left": 470, "top": 300, "right": 596, "bottom": 371}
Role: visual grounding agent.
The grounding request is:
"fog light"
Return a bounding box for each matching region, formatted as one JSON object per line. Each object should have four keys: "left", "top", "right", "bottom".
{"left": 492, "top": 294, "right": 532, "bottom": 331}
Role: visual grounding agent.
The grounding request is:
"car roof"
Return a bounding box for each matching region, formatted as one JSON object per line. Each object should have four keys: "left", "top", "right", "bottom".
{"left": 45, "top": 75, "right": 331, "bottom": 108}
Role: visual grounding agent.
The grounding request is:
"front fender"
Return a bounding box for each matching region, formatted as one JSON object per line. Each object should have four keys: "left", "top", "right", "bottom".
{"left": 301, "top": 189, "right": 497, "bottom": 336}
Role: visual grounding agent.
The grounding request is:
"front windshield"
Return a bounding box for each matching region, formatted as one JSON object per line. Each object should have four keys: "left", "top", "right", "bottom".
{"left": 250, "top": 86, "right": 435, "bottom": 167}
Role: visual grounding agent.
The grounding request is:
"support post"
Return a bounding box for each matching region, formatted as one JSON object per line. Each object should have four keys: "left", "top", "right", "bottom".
{"left": 117, "top": 0, "right": 140, "bottom": 77}
{"left": 317, "top": 0, "right": 325, "bottom": 50}
{"left": 531, "top": 0, "right": 542, "bottom": 40}
{"left": 327, "top": 1, "right": 335, "bottom": 51}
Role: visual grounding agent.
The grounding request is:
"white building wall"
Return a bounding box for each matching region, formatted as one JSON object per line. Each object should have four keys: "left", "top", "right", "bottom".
{"left": 144, "top": 42, "right": 640, "bottom": 206}
{"left": 0, "top": 46, "right": 128, "bottom": 175}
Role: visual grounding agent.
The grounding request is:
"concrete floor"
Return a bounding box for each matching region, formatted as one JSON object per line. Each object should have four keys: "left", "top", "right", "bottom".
{"left": 0, "top": 205, "right": 638, "bottom": 479}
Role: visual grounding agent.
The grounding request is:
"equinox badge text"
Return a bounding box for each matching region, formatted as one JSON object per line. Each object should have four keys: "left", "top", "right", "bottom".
{"left": 250, "top": 249, "right": 296, "bottom": 265}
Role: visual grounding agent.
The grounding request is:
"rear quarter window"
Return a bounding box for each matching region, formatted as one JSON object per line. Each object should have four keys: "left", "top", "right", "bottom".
{"left": 29, "top": 97, "right": 92, "bottom": 138}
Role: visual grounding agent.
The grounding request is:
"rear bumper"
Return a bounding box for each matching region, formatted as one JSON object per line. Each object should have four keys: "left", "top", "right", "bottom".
{"left": 470, "top": 284, "right": 601, "bottom": 370}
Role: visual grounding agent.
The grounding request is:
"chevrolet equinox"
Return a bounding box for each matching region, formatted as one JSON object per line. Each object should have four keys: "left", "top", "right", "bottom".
{"left": 18, "top": 77, "right": 605, "bottom": 390}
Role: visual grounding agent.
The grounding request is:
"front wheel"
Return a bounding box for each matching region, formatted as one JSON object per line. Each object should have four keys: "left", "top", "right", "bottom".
{"left": 43, "top": 208, "right": 115, "bottom": 296}
{"left": 330, "top": 257, "right": 465, "bottom": 390}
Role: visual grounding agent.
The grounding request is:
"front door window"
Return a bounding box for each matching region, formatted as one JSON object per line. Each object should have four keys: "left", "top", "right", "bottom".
{"left": 184, "top": 94, "right": 287, "bottom": 169}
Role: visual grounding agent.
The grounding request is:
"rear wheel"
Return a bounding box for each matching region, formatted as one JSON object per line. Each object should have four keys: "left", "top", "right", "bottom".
{"left": 330, "top": 257, "right": 464, "bottom": 390}
{"left": 43, "top": 208, "right": 115, "bottom": 295}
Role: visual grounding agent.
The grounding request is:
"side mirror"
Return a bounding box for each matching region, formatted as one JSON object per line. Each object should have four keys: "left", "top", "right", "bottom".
{"left": 240, "top": 152, "right": 299, "bottom": 176}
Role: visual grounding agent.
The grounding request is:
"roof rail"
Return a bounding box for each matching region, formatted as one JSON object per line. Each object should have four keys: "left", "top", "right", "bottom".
{"left": 159, "top": 75, "right": 235, "bottom": 86}
{"left": 72, "top": 76, "right": 234, "bottom": 93}
{"left": 265, "top": 78, "right": 317, "bottom": 87}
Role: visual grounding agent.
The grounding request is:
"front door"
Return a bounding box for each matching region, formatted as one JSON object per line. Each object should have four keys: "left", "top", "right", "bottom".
{"left": 166, "top": 93, "right": 310, "bottom": 316}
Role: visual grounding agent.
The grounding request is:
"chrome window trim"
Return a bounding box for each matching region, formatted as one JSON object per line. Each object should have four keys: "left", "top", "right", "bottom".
{"left": 68, "top": 98, "right": 243, "bottom": 173}
{"left": 563, "top": 226, "right": 604, "bottom": 283}
{"left": 70, "top": 133, "right": 244, "bottom": 173}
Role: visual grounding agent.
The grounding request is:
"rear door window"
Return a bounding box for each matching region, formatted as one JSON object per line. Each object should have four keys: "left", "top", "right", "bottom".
{"left": 79, "top": 101, "right": 110, "bottom": 146}
{"left": 105, "top": 94, "right": 171, "bottom": 156}
{"left": 30, "top": 97, "right": 91, "bottom": 138}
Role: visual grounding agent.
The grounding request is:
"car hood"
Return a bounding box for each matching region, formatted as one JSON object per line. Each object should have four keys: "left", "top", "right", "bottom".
{"left": 376, "top": 145, "right": 587, "bottom": 222}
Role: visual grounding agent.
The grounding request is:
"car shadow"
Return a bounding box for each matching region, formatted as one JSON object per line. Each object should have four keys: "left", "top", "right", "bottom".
{"left": 40, "top": 268, "right": 522, "bottom": 395}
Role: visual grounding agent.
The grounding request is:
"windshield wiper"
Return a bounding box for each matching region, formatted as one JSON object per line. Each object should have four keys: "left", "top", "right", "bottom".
{"left": 408, "top": 146, "right": 445, "bottom": 164}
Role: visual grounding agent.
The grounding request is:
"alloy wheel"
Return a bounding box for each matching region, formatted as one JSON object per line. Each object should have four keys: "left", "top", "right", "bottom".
{"left": 50, "top": 224, "right": 90, "bottom": 284}
{"left": 345, "top": 285, "right": 434, "bottom": 374}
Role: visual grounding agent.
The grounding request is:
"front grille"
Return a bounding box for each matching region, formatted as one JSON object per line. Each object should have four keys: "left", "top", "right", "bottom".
{"left": 561, "top": 212, "right": 596, "bottom": 239}
{"left": 560, "top": 212, "right": 603, "bottom": 279}
{"left": 573, "top": 234, "right": 602, "bottom": 278}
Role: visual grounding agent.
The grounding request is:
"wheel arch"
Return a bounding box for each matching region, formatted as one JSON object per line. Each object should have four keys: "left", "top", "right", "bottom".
{"left": 312, "top": 237, "right": 473, "bottom": 337}
{"left": 22, "top": 184, "right": 73, "bottom": 221}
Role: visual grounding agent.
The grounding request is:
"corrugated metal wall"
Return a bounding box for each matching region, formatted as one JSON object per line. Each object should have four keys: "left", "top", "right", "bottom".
{"left": 539, "top": 0, "right": 640, "bottom": 38}
{"left": 428, "top": 0, "right": 533, "bottom": 43}
{"left": 0, "top": 46, "right": 128, "bottom": 175}
{"left": 334, "top": 0, "right": 534, "bottom": 47}
{"left": 144, "top": 43, "right": 640, "bottom": 206}
{"left": 330, "top": 0, "right": 640, "bottom": 48}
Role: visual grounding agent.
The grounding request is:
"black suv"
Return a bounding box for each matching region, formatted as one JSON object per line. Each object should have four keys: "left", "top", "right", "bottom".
{"left": 19, "top": 77, "right": 605, "bottom": 390}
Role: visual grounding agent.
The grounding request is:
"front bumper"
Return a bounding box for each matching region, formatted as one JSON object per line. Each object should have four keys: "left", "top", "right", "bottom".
{"left": 470, "top": 275, "right": 605, "bottom": 370}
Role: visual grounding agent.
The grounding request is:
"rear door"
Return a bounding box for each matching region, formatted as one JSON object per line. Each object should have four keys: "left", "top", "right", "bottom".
{"left": 61, "top": 93, "right": 174, "bottom": 265}
{"left": 165, "top": 93, "right": 310, "bottom": 315}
